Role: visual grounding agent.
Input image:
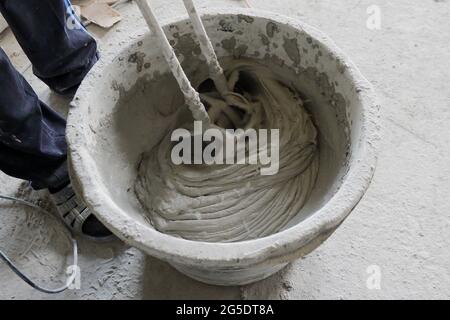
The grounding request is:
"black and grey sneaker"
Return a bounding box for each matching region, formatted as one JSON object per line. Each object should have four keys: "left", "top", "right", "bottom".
{"left": 50, "top": 183, "right": 114, "bottom": 241}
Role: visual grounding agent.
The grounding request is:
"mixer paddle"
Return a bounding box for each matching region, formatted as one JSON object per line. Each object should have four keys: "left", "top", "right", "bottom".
{"left": 134, "top": 0, "right": 211, "bottom": 126}
{"left": 181, "top": 0, "right": 254, "bottom": 129}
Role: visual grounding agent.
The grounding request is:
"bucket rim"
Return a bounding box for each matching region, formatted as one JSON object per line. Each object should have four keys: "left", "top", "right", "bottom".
{"left": 67, "top": 7, "right": 380, "bottom": 269}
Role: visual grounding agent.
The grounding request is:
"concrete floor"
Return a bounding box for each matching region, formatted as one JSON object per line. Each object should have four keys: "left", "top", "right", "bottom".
{"left": 0, "top": 0, "right": 449, "bottom": 300}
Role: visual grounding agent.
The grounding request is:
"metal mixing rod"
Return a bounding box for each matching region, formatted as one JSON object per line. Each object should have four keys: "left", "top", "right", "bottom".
{"left": 134, "top": 0, "right": 211, "bottom": 126}
{"left": 134, "top": 0, "right": 253, "bottom": 129}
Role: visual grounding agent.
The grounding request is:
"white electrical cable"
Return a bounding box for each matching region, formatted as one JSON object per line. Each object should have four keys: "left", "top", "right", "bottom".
{"left": 0, "top": 194, "right": 78, "bottom": 294}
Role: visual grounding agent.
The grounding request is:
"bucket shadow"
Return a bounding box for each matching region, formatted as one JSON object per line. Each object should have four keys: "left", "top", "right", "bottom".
{"left": 141, "top": 255, "right": 243, "bottom": 300}
{"left": 240, "top": 264, "right": 295, "bottom": 300}
{"left": 141, "top": 255, "right": 292, "bottom": 300}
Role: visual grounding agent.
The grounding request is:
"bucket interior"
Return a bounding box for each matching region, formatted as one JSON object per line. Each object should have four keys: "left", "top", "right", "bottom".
{"left": 80, "top": 13, "right": 363, "bottom": 238}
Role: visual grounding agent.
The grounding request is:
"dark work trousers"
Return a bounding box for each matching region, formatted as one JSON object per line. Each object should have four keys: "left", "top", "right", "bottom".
{"left": 0, "top": 0, "right": 98, "bottom": 190}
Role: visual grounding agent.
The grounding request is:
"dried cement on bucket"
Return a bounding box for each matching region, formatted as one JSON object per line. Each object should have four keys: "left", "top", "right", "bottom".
{"left": 67, "top": 8, "right": 379, "bottom": 285}
{"left": 135, "top": 59, "right": 319, "bottom": 243}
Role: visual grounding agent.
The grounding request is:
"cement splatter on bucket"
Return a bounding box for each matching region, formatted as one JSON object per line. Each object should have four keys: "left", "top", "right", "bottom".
{"left": 67, "top": 8, "right": 380, "bottom": 286}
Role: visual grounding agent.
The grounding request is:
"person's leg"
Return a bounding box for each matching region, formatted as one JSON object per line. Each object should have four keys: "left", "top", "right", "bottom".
{"left": 0, "top": 48, "right": 69, "bottom": 190}
{"left": 0, "top": 48, "right": 111, "bottom": 238}
{"left": 0, "top": 0, "right": 98, "bottom": 96}
{"left": 0, "top": 1, "right": 110, "bottom": 238}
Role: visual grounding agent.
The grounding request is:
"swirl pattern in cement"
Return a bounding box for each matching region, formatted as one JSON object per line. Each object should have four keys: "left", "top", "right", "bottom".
{"left": 135, "top": 60, "right": 319, "bottom": 243}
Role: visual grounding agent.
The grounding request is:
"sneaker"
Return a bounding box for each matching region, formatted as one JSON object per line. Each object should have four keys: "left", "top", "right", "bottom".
{"left": 49, "top": 183, "right": 114, "bottom": 241}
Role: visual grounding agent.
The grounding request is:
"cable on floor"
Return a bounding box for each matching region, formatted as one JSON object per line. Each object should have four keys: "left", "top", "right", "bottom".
{"left": 0, "top": 194, "right": 78, "bottom": 294}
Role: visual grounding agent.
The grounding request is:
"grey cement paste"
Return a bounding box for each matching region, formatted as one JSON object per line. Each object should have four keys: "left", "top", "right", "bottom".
{"left": 135, "top": 59, "right": 319, "bottom": 242}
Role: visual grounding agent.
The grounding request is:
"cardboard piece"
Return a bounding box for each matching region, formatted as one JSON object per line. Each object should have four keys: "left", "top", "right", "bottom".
{"left": 80, "top": 2, "right": 122, "bottom": 29}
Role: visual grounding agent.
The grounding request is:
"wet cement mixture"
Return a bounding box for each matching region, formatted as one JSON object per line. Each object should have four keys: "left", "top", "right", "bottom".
{"left": 135, "top": 59, "right": 319, "bottom": 242}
